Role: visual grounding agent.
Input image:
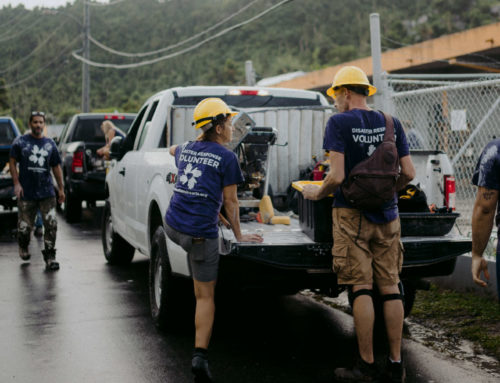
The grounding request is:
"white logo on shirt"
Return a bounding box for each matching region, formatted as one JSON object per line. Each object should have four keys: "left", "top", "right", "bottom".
{"left": 180, "top": 163, "right": 202, "bottom": 189}
{"left": 29, "top": 145, "right": 49, "bottom": 167}
{"left": 367, "top": 144, "right": 376, "bottom": 156}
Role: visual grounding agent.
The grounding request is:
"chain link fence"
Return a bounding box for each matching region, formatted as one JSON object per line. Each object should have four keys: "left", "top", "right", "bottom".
{"left": 382, "top": 74, "right": 500, "bottom": 244}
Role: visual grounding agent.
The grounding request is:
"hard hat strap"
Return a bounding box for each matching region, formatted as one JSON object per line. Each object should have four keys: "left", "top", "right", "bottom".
{"left": 193, "top": 116, "right": 214, "bottom": 126}
{"left": 344, "top": 85, "right": 369, "bottom": 96}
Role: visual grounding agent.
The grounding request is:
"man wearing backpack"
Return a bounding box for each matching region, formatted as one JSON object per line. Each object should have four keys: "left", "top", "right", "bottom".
{"left": 302, "top": 66, "right": 415, "bottom": 383}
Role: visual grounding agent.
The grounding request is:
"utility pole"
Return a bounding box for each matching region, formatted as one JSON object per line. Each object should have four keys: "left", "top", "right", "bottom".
{"left": 82, "top": 1, "right": 90, "bottom": 112}
{"left": 245, "top": 60, "right": 256, "bottom": 86}
{"left": 370, "top": 13, "right": 383, "bottom": 110}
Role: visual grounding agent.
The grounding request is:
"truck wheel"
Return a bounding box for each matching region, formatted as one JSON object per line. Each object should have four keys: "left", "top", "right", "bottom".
{"left": 64, "top": 186, "right": 82, "bottom": 223}
{"left": 101, "top": 201, "right": 135, "bottom": 265}
{"left": 149, "top": 226, "right": 175, "bottom": 330}
{"left": 401, "top": 281, "right": 416, "bottom": 318}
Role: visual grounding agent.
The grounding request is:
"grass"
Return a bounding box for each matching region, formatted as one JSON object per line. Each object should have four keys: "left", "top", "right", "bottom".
{"left": 411, "top": 284, "right": 500, "bottom": 361}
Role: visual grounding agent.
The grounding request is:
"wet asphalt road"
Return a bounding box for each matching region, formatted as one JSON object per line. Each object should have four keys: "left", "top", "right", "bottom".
{"left": 0, "top": 206, "right": 497, "bottom": 383}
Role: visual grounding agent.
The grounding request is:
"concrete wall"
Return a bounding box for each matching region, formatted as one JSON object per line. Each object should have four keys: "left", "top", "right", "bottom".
{"left": 429, "top": 254, "right": 498, "bottom": 300}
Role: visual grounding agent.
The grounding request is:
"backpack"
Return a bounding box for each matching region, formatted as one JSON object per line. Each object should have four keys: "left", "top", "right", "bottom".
{"left": 398, "top": 184, "right": 429, "bottom": 212}
{"left": 341, "top": 111, "right": 399, "bottom": 211}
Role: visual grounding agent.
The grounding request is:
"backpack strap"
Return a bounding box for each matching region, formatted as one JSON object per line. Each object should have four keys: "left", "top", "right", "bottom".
{"left": 380, "top": 111, "right": 395, "bottom": 143}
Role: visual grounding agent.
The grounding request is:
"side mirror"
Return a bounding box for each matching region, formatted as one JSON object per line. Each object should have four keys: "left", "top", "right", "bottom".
{"left": 109, "top": 136, "right": 123, "bottom": 160}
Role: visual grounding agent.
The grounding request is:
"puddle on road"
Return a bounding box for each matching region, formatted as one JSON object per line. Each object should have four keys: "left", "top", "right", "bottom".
{"left": 301, "top": 290, "right": 500, "bottom": 378}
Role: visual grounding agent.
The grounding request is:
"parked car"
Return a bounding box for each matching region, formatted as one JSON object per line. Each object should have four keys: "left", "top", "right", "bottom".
{"left": 58, "top": 113, "right": 136, "bottom": 222}
{"left": 103, "top": 86, "right": 471, "bottom": 329}
{"left": 0, "top": 117, "right": 21, "bottom": 211}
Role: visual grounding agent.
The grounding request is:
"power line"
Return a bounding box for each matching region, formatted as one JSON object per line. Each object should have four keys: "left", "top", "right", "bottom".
{"left": 72, "top": 0, "right": 294, "bottom": 69}
{"left": 1, "top": 36, "right": 80, "bottom": 89}
{"left": 89, "top": 0, "right": 260, "bottom": 58}
{"left": 0, "top": 16, "right": 44, "bottom": 43}
{"left": 0, "top": 11, "right": 31, "bottom": 37}
{"left": 0, "top": 21, "right": 70, "bottom": 74}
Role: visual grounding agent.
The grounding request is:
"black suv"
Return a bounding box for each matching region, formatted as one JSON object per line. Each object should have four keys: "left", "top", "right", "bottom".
{"left": 58, "top": 113, "right": 136, "bottom": 222}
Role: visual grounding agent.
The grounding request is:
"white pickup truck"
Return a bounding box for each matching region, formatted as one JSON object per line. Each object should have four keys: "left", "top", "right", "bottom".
{"left": 102, "top": 86, "right": 471, "bottom": 328}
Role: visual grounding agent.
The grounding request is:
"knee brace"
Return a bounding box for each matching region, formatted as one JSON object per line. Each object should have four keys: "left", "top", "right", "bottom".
{"left": 351, "top": 289, "right": 373, "bottom": 302}
{"left": 380, "top": 293, "right": 404, "bottom": 302}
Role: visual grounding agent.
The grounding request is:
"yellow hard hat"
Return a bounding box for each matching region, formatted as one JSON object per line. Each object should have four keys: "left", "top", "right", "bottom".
{"left": 326, "top": 66, "right": 377, "bottom": 98}
{"left": 192, "top": 98, "right": 238, "bottom": 130}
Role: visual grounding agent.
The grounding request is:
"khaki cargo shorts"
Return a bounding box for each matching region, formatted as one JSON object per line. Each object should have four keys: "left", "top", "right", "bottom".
{"left": 332, "top": 208, "right": 403, "bottom": 287}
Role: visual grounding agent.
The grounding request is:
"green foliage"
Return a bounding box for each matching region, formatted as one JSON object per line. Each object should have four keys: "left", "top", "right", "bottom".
{"left": 0, "top": 78, "right": 9, "bottom": 110}
{"left": 412, "top": 284, "right": 500, "bottom": 360}
{"left": 0, "top": 0, "right": 498, "bottom": 123}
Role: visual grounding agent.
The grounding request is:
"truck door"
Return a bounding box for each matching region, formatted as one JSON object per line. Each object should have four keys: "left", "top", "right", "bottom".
{"left": 111, "top": 106, "right": 148, "bottom": 240}
{"left": 124, "top": 101, "right": 159, "bottom": 247}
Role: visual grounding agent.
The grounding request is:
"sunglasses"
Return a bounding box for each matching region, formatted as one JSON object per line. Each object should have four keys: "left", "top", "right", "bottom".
{"left": 31, "top": 111, "right": 45, "bottom": 117}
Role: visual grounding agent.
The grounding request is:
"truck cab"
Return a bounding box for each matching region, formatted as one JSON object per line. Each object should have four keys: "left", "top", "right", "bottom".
{"left": 58, "top": 113, "right": 136, "bottom": 222}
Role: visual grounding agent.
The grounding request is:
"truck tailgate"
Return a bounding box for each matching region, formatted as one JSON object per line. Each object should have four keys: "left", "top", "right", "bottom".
{"left": 401, "top": 235, "right": 472, "bottom": 266}
{"left": 231, "top": 218, "right": 471, "bottom": 271}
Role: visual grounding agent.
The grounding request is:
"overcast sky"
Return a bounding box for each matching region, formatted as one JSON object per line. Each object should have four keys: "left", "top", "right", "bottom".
{"left": 0, "top": 0, "right": 77, "bottom": 9}
{"left": 0, "top": 0, "right": 76, "bottom": 8}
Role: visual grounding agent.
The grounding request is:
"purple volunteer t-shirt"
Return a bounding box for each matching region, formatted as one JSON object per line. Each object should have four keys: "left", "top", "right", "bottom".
{"left": 472, "top": 138, "right": 500, "bottom": 227}
{"left": 165, "top": 140, "right": 244, "bottom": 238}
{"left": 323, "top": 109, "right": 410, "bottom": 223}
{"left": 10, "top": 134, "right": 61, "bottom": 201}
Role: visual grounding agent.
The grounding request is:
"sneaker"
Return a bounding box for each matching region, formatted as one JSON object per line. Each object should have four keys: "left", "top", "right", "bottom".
{"left": 192, "top": 350, "right": 214, "bottom": 383}
{"left": 334, "top": 358, "right": 379, "bottom": 382}
{"left": 34, "top": 226, "right": 43, "bottom": 237}
{"left": 384, "top": 359, "right": 405, "bottom": 383}
{"left": 19, "top": 247, "right": 30, "bottom": 261}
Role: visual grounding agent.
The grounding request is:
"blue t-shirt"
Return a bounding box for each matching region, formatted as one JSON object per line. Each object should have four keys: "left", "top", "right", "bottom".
{"left": 165, "top": 140, "right": 244, "bottom": 239}
{"left": 10, "top": 133, "right": 61, "bottom": 201}
{"left": 472, "top": 138, "right": 500, "bottom": 227}
{"left": 323, "top": 109, "right": 410, "bottom": 223}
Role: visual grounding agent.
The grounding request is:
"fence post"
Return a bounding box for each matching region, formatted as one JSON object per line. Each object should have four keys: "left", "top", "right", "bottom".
{"left": 370, "top": 13, "right": 383, "bottom": 110}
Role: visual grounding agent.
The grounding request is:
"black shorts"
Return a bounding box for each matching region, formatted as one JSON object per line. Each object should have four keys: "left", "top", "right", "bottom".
{"left": 165, "top": 224, "right": 220, "bottom": 282}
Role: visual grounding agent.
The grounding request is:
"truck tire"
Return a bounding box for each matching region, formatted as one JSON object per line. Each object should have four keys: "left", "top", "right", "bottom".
{"left": 149, "top": 226, "right": 175, "bottom": 330}
{"left": 101, "top": 201, "right": 135, "bottom": 265}
{"left": 401, "top": 280, "right": 416, "bottom": 318}
{"left": 64, "top": 185, "right": 82, "bottom": 223}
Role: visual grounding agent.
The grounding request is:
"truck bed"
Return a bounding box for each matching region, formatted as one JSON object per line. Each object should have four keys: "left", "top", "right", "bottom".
{"left": 232, "top": 216, "right": 471, "bottom": 273}
{"left": 240, "top": 218, "right": 315, "bottom": 244}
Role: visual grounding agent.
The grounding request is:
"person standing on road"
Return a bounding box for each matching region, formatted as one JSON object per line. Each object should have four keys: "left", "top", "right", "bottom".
{"left": 471, "top": 138, "right": 500, "bottom": 301}
{"left": 301, "top": 66, "right": 415, "bottom": 383}
{"left": 9, "top": 111, "right": 65, "bottom": 270}
{"left": 165, "top": 98, "right": 263, "bottom": 382}
{"left": 33, "top": 123, "right": 50, "bottom": 238}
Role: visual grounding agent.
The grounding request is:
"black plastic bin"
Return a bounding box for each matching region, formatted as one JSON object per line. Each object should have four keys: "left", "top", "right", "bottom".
{"left": 297, "top": 192, "right": 334, "bottom": 242}
{"left": 399, "top": 212, "right": 459, "bottom": 236}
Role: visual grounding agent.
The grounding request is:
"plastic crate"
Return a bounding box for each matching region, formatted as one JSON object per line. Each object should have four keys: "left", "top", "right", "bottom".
{"left": 297, "top": 192, "right": 334, "bottom": 242}
{"left": 399, "top": 212, "right": 459, "bottom": 236}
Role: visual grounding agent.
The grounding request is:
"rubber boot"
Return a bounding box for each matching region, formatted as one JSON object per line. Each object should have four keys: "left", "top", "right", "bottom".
{"left": 42, "top": 249, "right": 60, "bottom": 271}
{"left": 19, "top": 247, "right": 30, "bottom": 261}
